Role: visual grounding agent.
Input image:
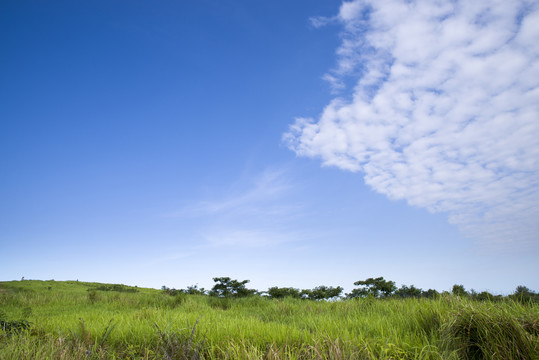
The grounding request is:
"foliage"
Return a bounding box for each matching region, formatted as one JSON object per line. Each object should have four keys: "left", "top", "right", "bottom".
{"left": 207, "top": 296, "right": 232, "bottom": 310}
{"left": 155, "top": 319, "right": 205, "bottom": 360}
{"left": 442, "top": 305, "right": 537, "bottom": 360}
{"left": 1, "top": 279, "right": 538, "bottom": 359}
{"left": 301, "top": 285, "right": 343, "bottom": 300}
{"left": 185, "top": 284, "right": 206, "bottom": 295}
{"left": 161, "top": 286, "right": 185, "bottom": 296}
{"left": 347, "top": 277, "right": 397, "bottom": 298}
{"left": 267, "top": 286, "right": 301, "bottom": 299}
{"left": 162, "top": 285, "right": 206, "bottom": 296}
{"left": 422, "top": 289, "right": 440, "bottom": 299}
{"left": 511, "top": 285, "right": 538, "bottom": 303}
{"left": 395, "top": 284, "right": 423, "bottom": 299}
{"left": 209, "top": 277, "right": 256, "bottom": 298}
{"left": 87, "top": 289, "right": 99, "bottom": 304}
{"left": 472, "top": 291, "right": 500, "bottom": 302}
{"left": 0, "top": 318, "right": 31, "bottom": 334}
{"left": 452, "top": 284, "right": 468, "bottom": 297}
{"left": 93, "top": 283, "right": 138, "bottom": 293}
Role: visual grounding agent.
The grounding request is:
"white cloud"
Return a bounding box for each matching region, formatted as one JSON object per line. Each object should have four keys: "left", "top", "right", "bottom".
{"left": 165, "top": 168, "right": 307, "bottom": 248}
{"left": 164, "top": 168, "right": 293, "bottom": 218}
{"left": 203, "top": 229, "right": 301, "bottom": 248}
{"left": 286, "top": 0, "right": 539, "bottom": 249}
{"left": 309, "top": 15, "right": 337, "bottom": 29}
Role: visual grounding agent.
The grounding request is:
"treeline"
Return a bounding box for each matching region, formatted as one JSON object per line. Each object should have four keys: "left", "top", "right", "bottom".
{"left": 162, "top": 276, "right": 538, "bottom": 303}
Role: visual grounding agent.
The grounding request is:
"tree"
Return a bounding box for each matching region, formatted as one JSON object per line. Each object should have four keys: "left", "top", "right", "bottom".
{"left": 309, "top": 286, "right": 343, "bottom": 300}
{"left": 394, "top": 284, "right": 422, "bottom": 298}
{"left": 185, "top": 284, "right": 206, "bottom": 295}
{"left": 161, "top": 286, "right": 184, "bottom": 296}
{"left": 347, "top": 277, "right": 396, "bottom": 298}
{"left": 300, "top": 289, "right": 313, "bottom": 299}
{"left": 209, "top": 277, "right": 256, "bottom": 298}
{"left": 512, "top": 285, "right": 536, "bottom": 303}
{"left": 421, "top": 289, "right": 439, "bottom": 299}
{"left": 451, "top": 284, "right": 468, "bottom": 297}
{"left": 474, "top": 291, "right": 495, "bottom": 302}
{"left": 267, "top": 287, "right": 301, "bottom": 299}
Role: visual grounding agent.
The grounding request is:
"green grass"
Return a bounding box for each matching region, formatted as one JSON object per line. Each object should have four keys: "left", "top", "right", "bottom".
{"left": 1, "top": 280, "right": 537, "bottom": 359}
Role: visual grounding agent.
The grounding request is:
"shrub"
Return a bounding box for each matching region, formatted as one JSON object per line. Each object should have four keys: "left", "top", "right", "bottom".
{"left": 209, "top": 277, "right": 257, "bottom": 298}
{"left": 0, "top": 318, "right": 31, "bottom": 333}
{"left": 87, "top": 289, "right": 98, "bottom": 304}
{"left": 267, "top": 286, "right": 301, "bottom": 299}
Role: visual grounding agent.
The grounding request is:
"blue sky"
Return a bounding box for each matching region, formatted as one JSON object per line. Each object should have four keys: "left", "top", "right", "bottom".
{"left": 1, "top": 0, "right": 538, "bottom": 295}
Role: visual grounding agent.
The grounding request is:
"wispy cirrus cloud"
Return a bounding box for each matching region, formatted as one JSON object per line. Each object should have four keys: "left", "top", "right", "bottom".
{"left": 165, "top": 168, "right": 306, "bottom": 248}
{"left": 285, "top": 0, "right": 539, "bottom": 249}
{"left": 190, "top": 169, "right": 292, "bottom": 216}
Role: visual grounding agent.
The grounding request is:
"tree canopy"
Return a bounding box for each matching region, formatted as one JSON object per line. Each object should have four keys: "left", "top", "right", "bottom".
{"left": 209, "top": 277, "right": 256, "bottom": 298}
{"left": 347, "top": 277, "right": 397, "bottom": 298}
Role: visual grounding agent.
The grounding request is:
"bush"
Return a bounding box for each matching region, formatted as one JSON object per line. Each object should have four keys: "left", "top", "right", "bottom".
{"left": 0, "top": 318, "right": 31, "bottom": 333}
{"left": 209, "top": 277, "right": 257, "bottom": 298}
{"left": 267, "top": 286, "right": 301, "bottom": 299}
{"left": 87, "top": 289, "right": 98, "bottom": 304}
{"left": 94, "top": 284, "right": 138, "bottom": 293}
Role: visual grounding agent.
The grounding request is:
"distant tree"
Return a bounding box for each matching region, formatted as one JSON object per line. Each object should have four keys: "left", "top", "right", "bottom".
{"left": 300, "top": 289, "right": 313, "bottom": 299}
{"left": 512, "top": 285, "right": 536, "bottom": 303}
{"left": 161, "top": 286, "right": 184, "bottom": 296}
{"left": 309, "top": 286, "right": 343, "bottom": 300}
{"left": 452, "top": 284, "right": 468, "bottom": 297}
{"left": 267, "top": 287, "right": 301, "bottom": 299}
{"left": 161, "top": 286, "right": 182, "bottom": 296}
{"left": 347, "top": 277, "right": 396, "bottom": 299}
{"left": 185, "top": 284, "right": 206, "bottom": 295}
{"left": 421, "top": 289, "right": 439, "bottom": 299}
{"left": 474, "top": 291, "right": 495, "bottom": 302}
{"left": 209, "top": 277, "right": 256, "bottom": 298}
{"left": 394, "top": 285, "right": 422, "bottom": 298}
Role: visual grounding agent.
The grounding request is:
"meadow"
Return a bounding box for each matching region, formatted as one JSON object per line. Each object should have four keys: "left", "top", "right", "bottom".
{"left": 1, "top": 280, "right": 538, "bottom": 359}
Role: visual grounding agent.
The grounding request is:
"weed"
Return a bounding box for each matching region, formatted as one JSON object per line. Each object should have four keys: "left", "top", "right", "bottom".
{"left": 155, "top": 318, "right": 206, "bottom": 360}
{"left": 75, "top": 318, "right": 92, "bottom": 346}
{"left": 98, "top": 318, "right": 116, "bottom": 347}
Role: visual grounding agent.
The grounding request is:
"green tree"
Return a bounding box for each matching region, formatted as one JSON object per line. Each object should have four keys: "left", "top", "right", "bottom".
{"left": 309, "top": 285, "right": 343, "bottom": 300}
{"left": 267, "top": 287, "right": 301, "bottom": 299}
{"left": 209, "top": 277, "right": 256, "bottom": 298}
{"left": 394, "top": 284, "right": 422, "bottom": 298}
{"left": 474, "top": 291, "right": 495, "bottom": 301}
{"left": 512, "top": 285, "right": 536, "bottom": 303}
{"left": 451, "top": 284, "right": 468, "bottom": 297}
{"left": 421, "top": 289, "right": 439, "bottom": 299}
{"left": 300, "top": 289, "right": 313, "bottom": 299}
{"left": 347, "top": 277, "right": 396, "bottom": 298}
{"left": 185, "top": 284, "right": 206, "bottom": 295}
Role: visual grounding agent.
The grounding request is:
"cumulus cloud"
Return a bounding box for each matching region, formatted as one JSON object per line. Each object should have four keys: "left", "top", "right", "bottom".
{"left": 285, "top": 0, "right": 539, "bottom": 249}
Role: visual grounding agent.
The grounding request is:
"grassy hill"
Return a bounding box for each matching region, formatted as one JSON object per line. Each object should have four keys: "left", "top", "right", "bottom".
{"left": 1, "top": 279, "right": 538, "bottom": 359}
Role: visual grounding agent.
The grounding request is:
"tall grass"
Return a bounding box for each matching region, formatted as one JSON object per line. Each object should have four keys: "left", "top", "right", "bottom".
{"left": 1, "top": 280, "right": 537, "bottom": 359}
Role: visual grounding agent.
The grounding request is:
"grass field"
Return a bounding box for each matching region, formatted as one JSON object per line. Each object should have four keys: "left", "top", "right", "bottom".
{"left": 1, "top": 280, "right": 538, "bottom": 359}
